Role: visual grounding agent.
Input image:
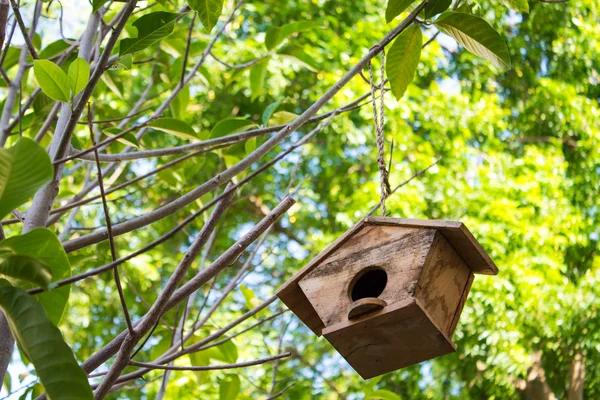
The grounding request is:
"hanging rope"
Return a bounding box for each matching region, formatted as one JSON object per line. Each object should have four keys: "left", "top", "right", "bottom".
{"left": 368, "top": 50, "right": 391, "bottom": 216}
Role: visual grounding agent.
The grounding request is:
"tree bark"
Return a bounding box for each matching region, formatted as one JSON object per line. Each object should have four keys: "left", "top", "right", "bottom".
{"left": 567, "top": 352, "right": 585, "bottom": 400}
{"left": 518, "top": 351, "right": 557, "bottom": 400}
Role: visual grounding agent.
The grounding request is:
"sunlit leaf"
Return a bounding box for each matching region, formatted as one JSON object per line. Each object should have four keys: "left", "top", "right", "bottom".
{"left": 434, "top": 12, "right": 511, "bottom": 70}
{"left": 268, "top": 111, "right": 298, "bottom": 126}
{"left": 189, "top": 0, "right": 225, "bottom": 33}
{"left": 211, "top": 118, "right": 258, "bottom": 138}
{"left": 33, "top": 60, "right": 70, "bottom": 102}
{"left": 219, "top": 374, "right": 240, "bottom": 400}
{"left": 386, "top": 25, "right": 422, "bottom": 100}
{"left": 366, "top": 389, "right": 402, "bottom": 400}
{"left": 250, "top": 58, "right": 269, "bottom": 101}
{"left": 499, "top": 0, "right": 529, "bottom": 13}
{"left": 262, "top": 100, "right": 282, "bottom": 126}
{"left": 68, "top": 57, "right": 90, "bottom": 96}
{"left": 148, "top": 118, "right": 202, "bottom": 141}
{"left": 0, "top": 138, "right": 52, "bottom": 219}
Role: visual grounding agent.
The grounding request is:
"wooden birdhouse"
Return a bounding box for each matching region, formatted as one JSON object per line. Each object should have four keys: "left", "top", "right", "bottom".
{"left": 276, "top": 217, "right": 498, "bottom": 379}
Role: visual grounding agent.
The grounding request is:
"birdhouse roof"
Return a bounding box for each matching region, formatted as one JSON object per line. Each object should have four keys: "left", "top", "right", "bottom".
{"left": 276, "top": 217, "right": 497, "bottom": 335}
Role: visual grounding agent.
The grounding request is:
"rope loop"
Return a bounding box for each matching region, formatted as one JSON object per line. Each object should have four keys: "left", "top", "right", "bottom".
{"left": 368, "top": 50, "right": 391, "bottom": 216}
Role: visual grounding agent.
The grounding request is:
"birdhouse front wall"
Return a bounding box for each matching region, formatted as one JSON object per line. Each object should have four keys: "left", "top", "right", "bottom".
{"left": 298, "top": 225, "right": 438, "bottom": 328}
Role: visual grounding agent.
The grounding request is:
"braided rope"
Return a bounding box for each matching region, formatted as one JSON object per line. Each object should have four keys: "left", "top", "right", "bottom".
{"left": 368, "top": 50, "right": 391, "bottom": 216}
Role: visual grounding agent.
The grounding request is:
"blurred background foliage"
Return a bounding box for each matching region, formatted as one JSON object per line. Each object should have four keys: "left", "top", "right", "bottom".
{"left": 2, "top": 0, "right": 599, "bottom": 398}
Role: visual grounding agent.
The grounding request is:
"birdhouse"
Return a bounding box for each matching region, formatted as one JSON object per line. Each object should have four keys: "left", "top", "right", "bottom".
{"left": 276, "top": 217, "right": 498, "bottom": 379}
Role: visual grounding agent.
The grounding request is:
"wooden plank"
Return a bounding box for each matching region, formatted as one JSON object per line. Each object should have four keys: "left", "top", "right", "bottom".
{"left": 415, "top": 232, "right": 471, "bottom": 337}
{"left": 364, "top": 217, "right": 498, "bottom": 275}
{"left": 298, "top": 229, "right": 434, "bottom": 327}
{"left": 323, "top": 298, "right": 455, "bottom": 379}
{"left": 448, "top": 271, "right": 474, "bottom": 335}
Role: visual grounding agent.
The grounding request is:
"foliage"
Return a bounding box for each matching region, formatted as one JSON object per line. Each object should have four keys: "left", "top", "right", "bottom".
{"left": 0, "top": 0, "right": 598, "bottom": 399}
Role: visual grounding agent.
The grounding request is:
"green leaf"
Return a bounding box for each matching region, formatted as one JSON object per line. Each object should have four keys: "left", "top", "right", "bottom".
{"left": 33, "top": 60, "right": 71, "bottom": 102}
{"left": 240, "top": 284, "right": 258, "bottom": 309}
{"left": 424, "top": 0, "right": 452, "bottom": 19}
{"left": 0, "top": 138, "right": 52, "bottom": 219}
{"left": 262, "top": 100, "right": 281, "bottom": 126}
{"left": 0, "top": 228, "right": 71, "bottom": 325}
{"left": 120, "top": 12, "right": 181, "bottom": 56}
{"left": 385, "top": 0, "right": 418, "bottom": 23}
{"left": 265, "top": 20, "right": 318, "bottom": 50}
{"left": 366, "top": 389, "right": 402, "bottom": 400}
{"left": 104, "top": 128, "right": 140, "bottom": 148}
{"left": 148, "top": 118, "right": 202, "bottom": 141}
{"left": 0, "top": 279, "right": 93, "bottom": 399}
{"left": 268, "top": 111, "right": 298, "bottom": 126}
{"left": 0, "top": 255, "right": 53, "bottom": 288}
{"left": 244, "top": 138, "right": 257, "bottom": 154}
{"left": 499, "top": 0, "right": 529, "bottom": 13}
{"left": 170, "top": 85, "right": 190, "bottom": 119}
{"left": 3, "top": 371, "right": 10, "bottom": 393}
{"left": 279, "top": 46, "right": 319, "bottom": 72}
{"left": 219, "top": 374, "right": 240, "bottom": 400}
{"left": 434, "top": 12, "right": 511, "bottom": 70}
{"left": 68, "top": 58, "right": 90, "bottom": 96}
{"left": 92, "top": 0, "right": 110, "bottom": 13}
{"left": 189, "top": 0, "right": 225, "bottom": 33}
{"left": 363, "top": 376, "right": 383, "bottom": 396}
{"left": 250, "top": 58, "right": 269, "bottom": 101}
{"left": 211, "top": 118, "right": 258, "bottom": 138}
{"left": 217, "top": 340, "right": 238, "bottom": 363}
{"left": 39, "top": 39, "right": 71, "bottom": 59}
{"left": 386, "top": 25, "right": 422, "bottom": 100}
{"left": 117, "top": 54, "right": 133, "bottom": 70}
{"left": 100, "top": 73, "right": 122, "bottom": 98}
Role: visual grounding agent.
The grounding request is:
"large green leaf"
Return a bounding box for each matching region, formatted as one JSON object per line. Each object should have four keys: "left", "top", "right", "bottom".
{"left": 33, "top": 60, "right": 71, "bottom": 102}
{"left": 120, "top": 12, "right": 181, "bottom": 56}
{"left": 103, "top": 128, "right": 140, "bottom": 148}
{"left": 0, "top": 138, "right": 53, "bottom": 219}
{"left": 210, "top": 118, "right": 258, "bottom": 138}
{"left": 385, "top": 0, "right": 417, "bottom": 23}
{"left": 434, "top": 12, "right": 511, "bottom": 70}
{"left": 423, "top": 0, "right": 452, "bottom": 19}
{"left": 250, "top": 58, "right": 269, "bottom": 101}
{"left": 189, "top": 0, "right": 225, "bottom": 33}
{"left": 265, "top": 20, "right": 318, "bottom": 51}
{"left": 0, "top": 279, "right": 93, "bottom": 399}
{"left": 219, "top": 374, "right": 240, "bottom": 400}
{"left": 148, "top": 118, "right": 203, "bottom": 141}
{"left": 499, "top": 0, "right": 529, "bottom": 13}
{"left": 386, "top": 25, "right": 422, "bottom": 100}
{"left": 67, "top": 58, "right": 90, "bottom": 96}
{"left": 0, "top": 255, "right": 52, "bottom": 288}
{"left": 0, "top": 229, "right": 71, "bottom": 325}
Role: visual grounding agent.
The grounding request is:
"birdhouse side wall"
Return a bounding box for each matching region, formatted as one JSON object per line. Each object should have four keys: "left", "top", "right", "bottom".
{"left": 415, "top": 231, "right": 474, "bottom": 338}
{"left": 299, "top": 226, "right": 437, "bottom": 328}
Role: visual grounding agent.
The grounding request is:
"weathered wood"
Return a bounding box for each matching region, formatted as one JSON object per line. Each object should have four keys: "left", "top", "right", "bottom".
{"left": 323, "top": 298, "right": 455, "bottom": 379}
{"left": 415, "top": 232, "right": 472, "bottom": 337}
{"left": 276, "top": 216, "right": 498, "bottom": 378}
{"left": 348, "top": 298, "right": 387, "bottom": 319}
{"left": 298, "top": 228, "right": 435, "bottom": 328}
{"left": 364, "top": 217, "right": 498, "bottom": 275}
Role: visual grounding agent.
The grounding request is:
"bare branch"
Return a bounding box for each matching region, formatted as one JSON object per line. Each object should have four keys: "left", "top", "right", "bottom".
{"left": 128, "top": 352, "right": 291, "bottom": 372}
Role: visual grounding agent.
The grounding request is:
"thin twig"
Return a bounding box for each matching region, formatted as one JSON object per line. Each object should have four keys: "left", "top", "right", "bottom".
{"left": 88, "top": 102, "right": 135, "bottom": 335}
{"left": 128, "top": 352, "right": 290, "bottom": 371}
{"left": 9, "top": 0, "right": 38, "bottom": 59}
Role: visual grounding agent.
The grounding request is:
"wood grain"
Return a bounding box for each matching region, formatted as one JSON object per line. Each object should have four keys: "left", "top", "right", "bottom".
{"left": 415, "top": 232, "right": 471, "bottom": 337}
{"left": 323, "top": 298, "right": 455, "bottom": 379}
{"left": 298, "top": 229, "right": 435, "bottom": 327}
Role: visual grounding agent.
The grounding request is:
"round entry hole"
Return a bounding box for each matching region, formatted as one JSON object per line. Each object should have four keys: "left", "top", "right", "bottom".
{"left": 350, "top": 269, "right": 387, "bottom": 301}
